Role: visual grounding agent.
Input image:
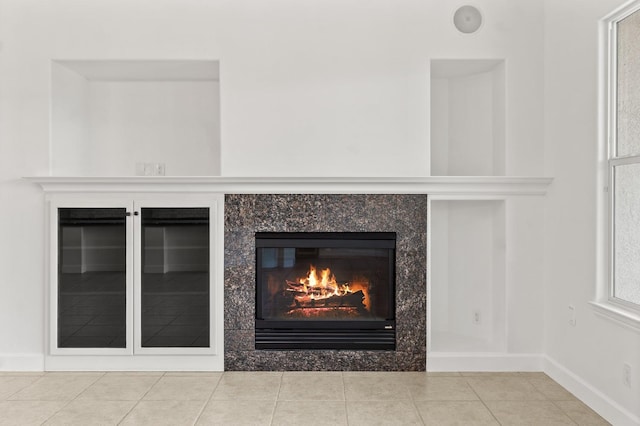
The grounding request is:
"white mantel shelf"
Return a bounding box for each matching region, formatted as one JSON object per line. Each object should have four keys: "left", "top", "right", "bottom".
{"left": 26, "top": 176, "right": 553, "bottom": 198}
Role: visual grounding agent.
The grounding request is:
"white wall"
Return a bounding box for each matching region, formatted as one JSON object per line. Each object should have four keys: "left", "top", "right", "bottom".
{"left": 0, "top": 0, "right": 545, "bottom": 368}
{"left": 543, "top": 0, "right": 640, "bottom": 423}
{"left": 50, "top": 63, "right": 89, "bottom": 176}
{"left": 87, "top": 81, "right": 219, "bottom": 176}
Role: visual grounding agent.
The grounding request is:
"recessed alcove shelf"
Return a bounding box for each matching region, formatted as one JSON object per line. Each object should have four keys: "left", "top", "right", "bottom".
{"left": 430, "top": 200, "right": 506, "bottom": 353}
{"left": 431, "top": 59, "right": 506, "bottom": 176}
{"left": 51, "top": 60, "right": 221, "bottom": 177}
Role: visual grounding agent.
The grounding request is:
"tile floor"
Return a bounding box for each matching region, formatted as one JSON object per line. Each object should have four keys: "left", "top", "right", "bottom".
{"left": 0, "top": 371, "right": 609, "bottom": 425}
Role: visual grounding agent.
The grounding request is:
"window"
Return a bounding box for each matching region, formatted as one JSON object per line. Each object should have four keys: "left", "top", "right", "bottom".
{"left": 607, "top": 4, "right": 640, "bottom": 312}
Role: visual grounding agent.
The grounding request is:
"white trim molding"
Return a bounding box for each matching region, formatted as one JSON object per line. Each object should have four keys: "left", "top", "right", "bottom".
{"left": 44, "top": 355, "right": 224, "bottom": 372}
{"left": 25, "top": 176, "right": 553, "bottom": 197}
{"left": 589, "top": 301, "right": 640, "bottom": 332}
{"left": 544, "top": 355, "right": 640, "bottom": 426}
{"left": 0, "top": 354, "right": 45, "bottom": 371}
{"left": 427, "top": 352, "right": 544, "bottom": 372}
{"left": 597, "top": 0, "right": 640, "bottom": 328}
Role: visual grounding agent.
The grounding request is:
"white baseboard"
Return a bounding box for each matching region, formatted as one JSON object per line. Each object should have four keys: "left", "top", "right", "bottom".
{"left": 543, "top": 355, "right": 640, "bottom": 426}
{"left": 427, "top": 352, "right": 543, "bottom": 372}
{"left": 44, "top": 355, "right": 224, "bottom": 372}
{"left": 0, "top": 354, "right": 45, "bottom": 371}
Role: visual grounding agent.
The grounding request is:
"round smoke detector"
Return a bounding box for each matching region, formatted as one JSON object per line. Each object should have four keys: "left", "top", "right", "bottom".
{"left": 453, "top": 5, "right": 483, "bottom": 34}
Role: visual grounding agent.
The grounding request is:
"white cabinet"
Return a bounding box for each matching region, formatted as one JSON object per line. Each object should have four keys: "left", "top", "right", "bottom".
{"left": 47, "top": 193, "right": 224, "bottom": 369}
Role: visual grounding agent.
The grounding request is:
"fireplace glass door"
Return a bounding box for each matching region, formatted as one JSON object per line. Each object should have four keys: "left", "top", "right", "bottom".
{"left": 255, "top": 232, "right": 396, "bottom": 350}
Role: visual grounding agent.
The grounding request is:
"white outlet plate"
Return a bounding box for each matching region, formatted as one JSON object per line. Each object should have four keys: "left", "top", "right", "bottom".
{"left": 154, "top": 163, "right": 166, "bottom": 176}
{"left": 143, "top": 163, "right": 154, "bottom": 176}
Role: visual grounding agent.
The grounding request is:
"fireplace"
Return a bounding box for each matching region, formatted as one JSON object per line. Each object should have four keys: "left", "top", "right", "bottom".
{"left": 255, "top": 232, "right": 396, "bottom": 350}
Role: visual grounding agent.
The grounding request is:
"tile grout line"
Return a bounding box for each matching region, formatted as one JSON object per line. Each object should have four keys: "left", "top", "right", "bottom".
{"left": 522, "top": 374, "right": 580, "bottom": 425}
{"left": 192, "top": 371, "right": 223, "bottom": 426}
{"left": 116, "top": 371, "right": 165, "bottom": 425}
{"left": 39, "top": 371, "right": 107, "bottom": 426}
{"left": 408, "top": 374, "right": 427, "bottom": 426}
{"left": 342, "top": 372, "right": 348, "bottom": 426}
{"left": 463, "top": 375, "right": 504, "bottom": 425}
{"left": 4, "top": 372, "right": 48, "bottom": 401}
{"left": 548, "top": 399, "right": 581, "bottom": 425}
{"left": 269, "top": 371, "right": 284, "bottom": 426}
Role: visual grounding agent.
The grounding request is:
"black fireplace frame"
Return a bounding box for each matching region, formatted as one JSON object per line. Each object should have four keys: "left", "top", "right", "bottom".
{"left": 255, "top": 232, "right": 396, "bottom": 350}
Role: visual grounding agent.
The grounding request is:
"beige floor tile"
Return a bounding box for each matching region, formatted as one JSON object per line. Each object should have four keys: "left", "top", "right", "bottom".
{"left": 379, "top": 372, "right": 434, "bottom": 384}
{"left": 104, "top": 371, "right": 165, "bottom": 377}
{"left": 77, "top": 374, "right": 160, "bottom": 401}
{"left": 9, "top": 374, "right": 103, "bottom": 401}
{"left": 460, "top": 372, "right": 524, "bottom": 377}
{"left": 342, "top": 371, "right": 412, "bottom": 381}
{"left": 0, "top": 401, "right": 67, "bottom": 426}
{"left": 163, "top": 371, "right": 223, "bottom": 377}
{"left": 346, "top": 400, "right": 422, "bottom": 426}
{"left": 555, "top": 400, "right": 611, "bottom": 425}
{"left": 196, "top": 399, "right": 275, "bottom": 425}
{"left": 0, "top": 372, "right": 45, "bottom": 377}
{"left": 45, "top": 372, "right": 106, "bottom": 376}
{"left": 408, "top": 377, "right": 479, "bottom": 401}
{"left": 344, "top": 374, "right": 412, "bottom": 401}
{"left": 272, "top": 400, "right": 348, "bottom": 425}
{"left": 211, "top": 372, "right": 282, "bottom": 400}
{"left": 528, "top": 377, "right": 577, "bottom": 401}
{"left": 0, "top": 376, "right": 42, "bottom": 400}
{"left": 485, "top": 400, "right": 576, "bottom": 425}
{"left": 426, "top": 371, "right": 462, "bottom": 377}
{"left": 466, "top": 376, "right": 547, "bottom": 401}
{"left": 518, "top": 372, "right": 551, "bottom": 379}
{"left": 120, "top": 400, "right": 206, "bottom": 426}
{"left": 415, "top": 400, "right": 499, "bottom": 425}
{"left": 279, "top": 372, "right": 344, "bottom": 400}
{"left": 43, "top": 400, "right": 136, "bottom": 426}
{"left": 144, "top": 376, "right": 220, "bottom": 400}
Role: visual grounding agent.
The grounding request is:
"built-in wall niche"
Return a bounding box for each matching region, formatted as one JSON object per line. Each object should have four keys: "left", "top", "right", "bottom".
{"left": 430, "top": 200, "right": 506, "bottom": 352}
{"left": 51, "top": 60, "right": 221, "bottom": 177}
{"left": 430, "top": 59, "right": 505, "bottom": 176}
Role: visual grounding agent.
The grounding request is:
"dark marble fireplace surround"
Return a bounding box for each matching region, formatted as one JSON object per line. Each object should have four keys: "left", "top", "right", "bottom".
{"left": 224, "top": 194, "right": 427, "bottom": 371}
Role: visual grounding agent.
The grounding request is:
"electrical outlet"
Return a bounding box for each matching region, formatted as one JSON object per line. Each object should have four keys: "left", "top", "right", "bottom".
{"left": 568, "top": 305, "right": 576, "bottom": 326}
{"left": 154, "top": 163, "right": 166, "bottom": 176}
{"left": 623, "top": 363, "right": 631, "bottom": 387}
{"left": 143, "top": 163, "right": 154, "bottom": 176}
{"left": 473, "top": 310, "right": 481, "bottom": 325}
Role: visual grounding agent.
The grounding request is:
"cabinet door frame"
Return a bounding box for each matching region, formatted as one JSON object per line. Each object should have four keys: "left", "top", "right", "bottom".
{"left": 132, "top": 195, "right": 221, "bottom": 355}
{"left": 48, "top": 197, "right": 135, "bottom": 356}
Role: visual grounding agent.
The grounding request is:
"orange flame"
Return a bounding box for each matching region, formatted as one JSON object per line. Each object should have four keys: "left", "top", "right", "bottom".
{"left": 287, "top": 265, "right": 370, "bottom": 310}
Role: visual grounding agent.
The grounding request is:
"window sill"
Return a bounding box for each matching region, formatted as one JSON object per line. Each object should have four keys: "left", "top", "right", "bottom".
{"left": 589, "top": 301, "right": 640, "bottom": 333}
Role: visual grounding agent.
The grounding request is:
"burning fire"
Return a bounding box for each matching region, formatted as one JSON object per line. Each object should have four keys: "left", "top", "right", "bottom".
{"left": 286, "top": 265, "right": 370, "bottom": 310}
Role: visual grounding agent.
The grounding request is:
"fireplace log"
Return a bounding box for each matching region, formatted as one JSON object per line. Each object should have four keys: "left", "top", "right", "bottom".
{"left": 293, "top": 290, "right": 365, "bottom": 309}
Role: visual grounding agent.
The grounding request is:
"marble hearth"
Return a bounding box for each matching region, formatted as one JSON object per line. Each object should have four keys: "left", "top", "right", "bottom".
{"left": 224, "top": 194, "right": 427, "bottom": 371}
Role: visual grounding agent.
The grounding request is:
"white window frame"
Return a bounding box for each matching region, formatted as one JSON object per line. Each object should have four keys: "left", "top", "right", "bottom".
{"left": 593, "top": 0, "right": 640, "bottom": 331}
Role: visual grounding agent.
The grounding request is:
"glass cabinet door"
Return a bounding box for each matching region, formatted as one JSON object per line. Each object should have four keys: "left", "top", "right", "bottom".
{"left": 57, "top": 208, "right": 127, "bottom": 348}
{"left": 140, "top": 207, "right": 210, "bottom": 348}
